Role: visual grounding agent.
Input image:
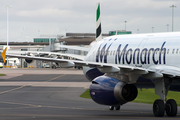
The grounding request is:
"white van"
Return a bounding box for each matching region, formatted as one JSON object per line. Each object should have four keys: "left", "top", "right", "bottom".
{"left": 0, "top": 62, "right": 4, "bottom": 68}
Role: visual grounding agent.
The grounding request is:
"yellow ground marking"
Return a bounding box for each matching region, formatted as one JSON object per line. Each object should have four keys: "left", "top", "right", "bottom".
{"left": 42, "top": 74, "right": 66, "bottom": 82}
{"left": 0, "top": 85, "right": 30, "bottom": 95}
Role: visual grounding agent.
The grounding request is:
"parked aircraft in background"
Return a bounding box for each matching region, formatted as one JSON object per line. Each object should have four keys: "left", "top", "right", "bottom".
{"left": 2, "top": 3, "right": 180, "bottom": 117}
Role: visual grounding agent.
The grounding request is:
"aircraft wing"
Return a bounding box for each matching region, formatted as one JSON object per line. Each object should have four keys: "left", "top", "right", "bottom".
{"left": 3, "top": 49, "right": 180, "bottom": 83}
{"left": 56, "top": 45, "right": 90, "bottom": 51}
{"left": 3, "top": 50, "right": 85, "bottom": 60}
{"left": 147, "top": 65, "right": 180, "bottom": 78}
{"left": 1, "top": 53, "right": 158, "bottom": 81}
{"left": 5, "top": 53, "right": 143, "bottom": 71}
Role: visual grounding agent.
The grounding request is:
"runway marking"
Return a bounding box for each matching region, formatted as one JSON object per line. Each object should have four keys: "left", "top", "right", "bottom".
{"left": 0, "top": 84, "right": 31, "bottom": 95}
{"left": 0, "top": 74, "right": 66, "bottom": 95}
{"left": 42, "top": 74, "right": 66, "bottom": 82}
{"left": 2, "top": 74, "right": 178, "bottom": 119}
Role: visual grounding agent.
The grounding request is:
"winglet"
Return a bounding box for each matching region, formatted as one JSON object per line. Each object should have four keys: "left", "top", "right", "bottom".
{"left": 1, "top": 47, "right": 7, "bottom": 63}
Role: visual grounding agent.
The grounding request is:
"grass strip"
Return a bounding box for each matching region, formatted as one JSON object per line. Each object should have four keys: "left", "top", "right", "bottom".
{"left": 0, "top": 74, "right": 5, "bottom": 76}
{"left": 80, "top": 88, "right": 180, "bottom": 106}
{"left": 80, "top": 89, "right": 90, "bottom": 98}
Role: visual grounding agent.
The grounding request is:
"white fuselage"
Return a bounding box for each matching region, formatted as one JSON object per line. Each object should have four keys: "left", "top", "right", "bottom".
{"left": 85, "top": 32, "right": 180, "bottom": 69}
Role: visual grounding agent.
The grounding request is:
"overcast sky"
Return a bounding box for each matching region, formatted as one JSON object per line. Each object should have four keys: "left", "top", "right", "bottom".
{"left": 0, "top": 0, "right": 180, "bottom": 42}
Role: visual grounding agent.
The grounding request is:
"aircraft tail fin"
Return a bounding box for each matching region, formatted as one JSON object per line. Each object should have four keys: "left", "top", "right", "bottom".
{"left": 96, "top": 3, "right": 102, "bottom": 41}
{"left": 1, "top": 47, "right": 7, "bottom": 63}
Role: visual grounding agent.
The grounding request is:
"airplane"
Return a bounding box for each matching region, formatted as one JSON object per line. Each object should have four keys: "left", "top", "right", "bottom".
{"left": 1, "top": 3, "right": 180, "bottom": 117}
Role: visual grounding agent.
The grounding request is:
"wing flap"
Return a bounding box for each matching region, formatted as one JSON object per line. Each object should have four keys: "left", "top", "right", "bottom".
{"left": 148, "top": 65, "right": 180, "bottom": 78}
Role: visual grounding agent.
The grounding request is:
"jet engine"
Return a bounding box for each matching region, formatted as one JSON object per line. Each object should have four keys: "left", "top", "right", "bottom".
{"left": 89, "top": 76, "right": 138, "bottom": 106}
{"left": 25, "top": 53, "right": 34, "bottom": 64}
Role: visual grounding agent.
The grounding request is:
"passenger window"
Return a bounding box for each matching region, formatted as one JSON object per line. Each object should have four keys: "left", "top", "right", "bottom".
{"left": 149, "top": 51, "right": 151, "bottom": 54}
{"left": 156, "top": 50, "right": 159, "bottom": 54}
{"left": 121, "top": 51, "right": 124, "bottom": 55}
{"left": 102, "top": 51, "right": 104, "bottom": 55}
{"left": 105, "top": 51, "right": 107, "bottom": 55}
{"left": 161, "top": 50, "right": 164, "bottom": 54}
{"left": 125, "top": 51, "right": 127, "bottom": 55}
{"left": 167, "top": 49, "right": 169, "bottom": 54}
{"left": 172, "top": 49, "right": 175, "bottom": 54}
{"left": 176, "top": 49, "right": 179, "bottom": 54}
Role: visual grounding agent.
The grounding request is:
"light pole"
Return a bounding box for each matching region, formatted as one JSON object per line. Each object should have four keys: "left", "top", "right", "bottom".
{"left": 37, "top": 30, "right": 41, "bottom": 37}
{"left": 170, "top": 5, "right": 176, "bottom": 32}
{"left": 5, "top": 5, "right": 11, "bottom": 49}
{"left": 124, "top": 21, "right": 127, "bottom": 31}
{"left": 5, "top": 5, "right": 11, "bottom": 67}
{"left": 22, "top": 27, "right": 25, "bottom": 42}
{"left": 166, "top": 24, "right": 169, "bottom": 32}
{"left": 152, "top": 27, "right": 154, "bottom": 33}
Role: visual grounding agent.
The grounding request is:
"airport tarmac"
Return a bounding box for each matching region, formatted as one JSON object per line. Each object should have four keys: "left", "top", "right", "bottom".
{"left": 0, "top": 68, "right": 180, "bottom": 120}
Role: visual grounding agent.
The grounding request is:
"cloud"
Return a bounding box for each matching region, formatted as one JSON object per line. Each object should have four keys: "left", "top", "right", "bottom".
{"left": 0, "top": 0, "right": 180, "bottom": 42}
{"left": 17, "top": 9, "right": 70, "bottom": 17}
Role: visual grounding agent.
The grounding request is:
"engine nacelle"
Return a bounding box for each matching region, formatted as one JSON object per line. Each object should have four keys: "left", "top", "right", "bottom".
{"left": 89, "top": 76, "right": 138, "bottom": 106}
{"left": 25, "top": 54, "right": 34, "bottom": 64}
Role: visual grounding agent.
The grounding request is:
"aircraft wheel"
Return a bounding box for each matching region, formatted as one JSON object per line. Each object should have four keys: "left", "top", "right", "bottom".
{"left": 165, "top": 99, "right": 177, "bottom": 117}
{"left": 153, "top": 99, "right": 164, "bottom": 117}
{"left": 109, "top": 106, "right": 114, "bottom": 110}
{"left": 115, "top": 106, "right": 120, "bottom": 110}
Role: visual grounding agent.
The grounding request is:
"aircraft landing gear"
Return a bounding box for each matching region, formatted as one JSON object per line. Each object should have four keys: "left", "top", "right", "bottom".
{"left": 165, "top": 99, "right": 177, "bottom": 116}
{"left": 115, "top": 106, "right": 120, "bottom": 110}
{"left": 153, "top": 99, "right": 165, "bottom": 117}
{"left": 153, "top": 78, "right": 177, "bottom": 117}
{"left": 109, "top": 105, "right": 120, "bottom": 110}
{"left": 153, "top": 99, "right": 177, "bottom": 117}
{"left": 109, "top": 106, "right": 114, "bottom": 110}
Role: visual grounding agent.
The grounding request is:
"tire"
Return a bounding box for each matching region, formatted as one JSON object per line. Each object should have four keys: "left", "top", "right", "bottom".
{"left": 109, "top": 106, "right": 114, "bottom": 110}
{"left": 52, "top": 65, "right": 56, "bottom": 69}
{"left": 115, "top": 106, "right": 120, "bottom": 110}
{"left": 166, "top": 99, "right": 177, "bottom": 117}
{"left": 153, "top": 99, "right": 165, "bottom": 117}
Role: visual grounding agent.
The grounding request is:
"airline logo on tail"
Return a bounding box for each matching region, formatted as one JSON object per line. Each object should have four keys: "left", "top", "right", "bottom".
{"left": 96, "top": 3, "right": 102, "bottom": 41}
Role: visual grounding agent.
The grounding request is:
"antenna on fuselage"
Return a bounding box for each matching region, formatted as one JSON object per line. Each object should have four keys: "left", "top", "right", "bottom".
{"left": 96, "top": 3, "right": 102, "bottom": 41}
